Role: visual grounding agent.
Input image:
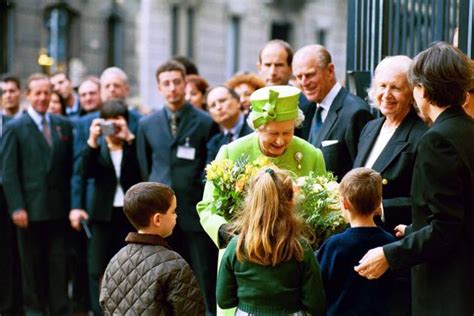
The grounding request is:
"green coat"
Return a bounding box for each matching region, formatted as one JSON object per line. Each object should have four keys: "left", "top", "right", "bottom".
{"left": 197, "top": 133, "right": 326, "bottom": 247}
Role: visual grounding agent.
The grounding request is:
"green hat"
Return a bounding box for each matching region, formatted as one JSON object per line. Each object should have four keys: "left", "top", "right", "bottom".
{"left": 249, "top": 85, "right": 301, "bottom": 129}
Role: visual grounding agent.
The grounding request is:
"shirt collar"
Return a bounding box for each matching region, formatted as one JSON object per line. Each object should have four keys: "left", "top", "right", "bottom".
{"left": 27, "top": 106, "right": 50, "bottom": 130}
{"left": 223, "top": 114, "right": 244, "bottom": 138}
{"left": 319, "top": 82, "right": 342, "bottom": 111}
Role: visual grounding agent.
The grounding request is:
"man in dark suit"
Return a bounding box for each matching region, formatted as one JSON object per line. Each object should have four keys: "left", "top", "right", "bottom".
{"left": 355, "top": 43, "right": 474, "bottom": 315}
{"left": 0, "top": 112, "right": 23, "bottom": 315}
{"left": 137, "top": 60, "right": 217, "bottom": 315}
{"left": 293, "top": 44, "right": 373, "bottom": 181}
{"left": 2, "top": 73, "right": 73, "bottom": 315}
{"left": 205, "top": 86, "right": 253, "bottom": 165}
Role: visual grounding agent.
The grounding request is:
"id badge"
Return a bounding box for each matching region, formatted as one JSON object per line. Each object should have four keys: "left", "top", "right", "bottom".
{"left": 177, "top": 137, "right": 196, "bottom": 160}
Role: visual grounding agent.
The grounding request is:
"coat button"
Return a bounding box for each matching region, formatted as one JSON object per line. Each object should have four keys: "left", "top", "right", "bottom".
{"left": 382, "top": 178, "right": 388, "bottom": 185}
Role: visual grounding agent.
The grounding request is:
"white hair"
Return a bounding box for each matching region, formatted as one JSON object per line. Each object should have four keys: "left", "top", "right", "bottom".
{"left": 100, "top": 67, "right": 128, "bottom": 84}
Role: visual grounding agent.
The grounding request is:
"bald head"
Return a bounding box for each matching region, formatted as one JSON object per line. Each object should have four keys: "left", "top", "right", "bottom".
{"left": 257, "top": 40, "right": 293, "bottom": 86}
{"left": 292, "top": 44, "right": 336, "bottom": 103}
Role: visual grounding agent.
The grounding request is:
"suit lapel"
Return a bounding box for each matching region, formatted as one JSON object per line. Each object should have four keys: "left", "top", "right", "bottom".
{"left": 353, "top": 119, "right": 384, "bottom": 167}
{"left": 371, "top": 111, "right": 417, "bottom": 173}
{"left": 314, "top": 88, "right": 346, "bottom": 146}
{"left": 26, "top": 114, "right": 52, "bottom": 156}
{"left": 156, "top": 108, "right": 174, "bottom": 143}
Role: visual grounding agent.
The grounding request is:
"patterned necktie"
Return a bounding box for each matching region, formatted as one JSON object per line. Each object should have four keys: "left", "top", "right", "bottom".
{"left": 308, "top": 105, "right": 323, "bottom": 145}
{"left": 225, "top": 132, "right": 233, "bottom": 144}
{"left": 42, "top": 117, "right": 53, "bottom": 146}
{"left": 170, "top": 112, "right": 178, "bottom": 137}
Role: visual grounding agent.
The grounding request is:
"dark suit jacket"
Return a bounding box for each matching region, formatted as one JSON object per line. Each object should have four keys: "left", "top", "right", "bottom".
{"left": 353, "top": 109, "right": 428, "bottom": 232}
{"left": 2, "top": 113, "right": 73, "bottom": 221}
{"left": 296, "top": 87, "right": 373, "bottom": 181}
{"left": 0, "top": 115, "right": 12, "bottom": 184}
{"left": 137, "top": 104, "right": 213, "bottom": 232}
{"left": 71, "top": 110, "right": 141, "bottom": 211}
{"left": 80, "top": 139, "right": 142, "bottom": 221}
{"left": 206, "top": 120, "right": 253, "bottom": 165}
{"left": 384, "top": 107, "right": 474, "bottom": 315}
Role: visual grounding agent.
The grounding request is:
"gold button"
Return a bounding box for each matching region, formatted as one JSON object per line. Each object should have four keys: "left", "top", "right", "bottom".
{"left": 382, "top": 179, "right": 388, "bottom": 185}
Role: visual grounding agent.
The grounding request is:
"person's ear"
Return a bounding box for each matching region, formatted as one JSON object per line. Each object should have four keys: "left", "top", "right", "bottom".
{"left": 342, "top": 197, "right": 351, "bottom": 211}
{"left": 151, "top": 213, "right": 161, "bottom": 227}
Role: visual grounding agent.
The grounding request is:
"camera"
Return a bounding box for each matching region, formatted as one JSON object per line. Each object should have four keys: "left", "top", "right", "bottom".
{"left": 100, "top": 121, "right": 116, "bottom": 136}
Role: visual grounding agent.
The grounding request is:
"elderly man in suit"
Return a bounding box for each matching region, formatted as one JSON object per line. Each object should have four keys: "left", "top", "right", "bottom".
{"left": 293, "top": 44, "right": 373, "bottom": 181}
{"left": 2, "top": 73, "right": 73, "bottom": 315}
{"left": 205, "top": 86, "right": 252, "bottom": 164}
{"left": 137, "top": 60, "right": 217, "bottom": 315}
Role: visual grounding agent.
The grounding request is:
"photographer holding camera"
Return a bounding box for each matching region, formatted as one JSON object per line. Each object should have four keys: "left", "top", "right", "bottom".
{"left": 79, "top": 99, "right": 143, "bottom": 313}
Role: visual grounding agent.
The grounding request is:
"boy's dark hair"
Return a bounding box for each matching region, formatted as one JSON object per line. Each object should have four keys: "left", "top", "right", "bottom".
{"left": 339, "top": 167, "right": 382, "bottom": 216}
{"left": 408, "top": 41, "right": 471, "bottom": 108}
{"left": 100, "top": 99, "right": 129, "bottom": 122}
{"left": 124, "top": 182, "right": 175, "bottom": 229}
{"left": 155, "top": 60, "right": 186, "bottom": 83}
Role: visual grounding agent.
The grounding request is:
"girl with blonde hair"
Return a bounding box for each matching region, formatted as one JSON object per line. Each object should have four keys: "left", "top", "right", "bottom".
{"left": 216, "top": 167, "right": 325, "bottom": 316}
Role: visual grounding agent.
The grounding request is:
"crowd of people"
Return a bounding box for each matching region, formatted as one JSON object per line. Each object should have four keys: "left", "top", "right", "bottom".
{"left": 0, "top": 39, "right": 473, "bottom": 316}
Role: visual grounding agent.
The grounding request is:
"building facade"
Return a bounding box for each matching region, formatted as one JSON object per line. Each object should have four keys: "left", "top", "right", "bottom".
{"left": 1, "top": 0, "right": 347, "bottom": 109}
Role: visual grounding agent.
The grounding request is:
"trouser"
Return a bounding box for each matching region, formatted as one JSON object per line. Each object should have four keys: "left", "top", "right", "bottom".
{"left": 17, "top": 220, "right": 70, "bottom": 316}
{"left": 68, "top": 227, "right": 90, "bottom": 313}
{"left": 88, "top": 207, "right": 133, "bottom": 316}
{"left": 168, "top": 225, "right": 218, "bottom": 316}
{"left": 0, "top": 186, "right": 23, "bottom": 315}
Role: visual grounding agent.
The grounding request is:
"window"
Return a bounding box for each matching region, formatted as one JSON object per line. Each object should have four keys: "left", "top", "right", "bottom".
{"left": 108, "top": 11, "right": 124, "bottom": 67}
{"left": 44, "top": 4, "right": 74, "bottom": 73}
{"left": 271, "top": 22, "right": 292, "bottom": 42}
{"left": 317, "top": 29, "right": 327, "bottom": 47}
{"left": 186, "top": 7, "right": 195, "bottom": 59}
{"left": 171, "top": 5, "right": 180, "bottom": 55}
{"left": 0, "top": 0, "right": 15, "bottom": 74}
{"left": 226, "top": 15, "right": 240, "bottom": 78}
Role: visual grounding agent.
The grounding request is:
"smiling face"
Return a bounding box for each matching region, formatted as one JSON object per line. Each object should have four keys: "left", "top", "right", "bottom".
{"left": 27, "top": 78, "right": 52, "bottom": 115}
{"left": 50, "top": 73, "right": 73, "bottom": 99}
{"left": 374, "top": 68, "right": 412, "bottom": 123}
{"left": 256, "top": 120, "right": 295, "bottom": 157}
{"left": 292, "top": 52, "right": 335, "bottom": 104}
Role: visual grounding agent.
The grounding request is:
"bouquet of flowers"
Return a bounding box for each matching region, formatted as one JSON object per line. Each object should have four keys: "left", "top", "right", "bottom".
{"left": 205, "top": 155, "right": 347, "bottom": 246}
{"left": 205, "top": 155, "right": 274, "bottom": 221}
{"left": 294, "top": 172, "right": 348, "bottom": 247}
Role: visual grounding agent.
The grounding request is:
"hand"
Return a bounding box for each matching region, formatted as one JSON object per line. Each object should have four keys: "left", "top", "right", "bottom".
{"left": 87, "top": 118, "right": 104, "bottom": 148}
{"left": 114, "top": 116, "right": 134, "bottom": 142}
{"left": 394, "top": 224, "right": 407, "bottom": 238}
{"left": 354, "top": 247, "right": 389, "bottom": 280}
{"left": 69, "top": 209, "right": 89, "bottom": 231}
{"left": 12, "top": 209, "right": 28, "bottom": 228}
{"left": 218, "top": 223, "right": 236, "bottom": 249}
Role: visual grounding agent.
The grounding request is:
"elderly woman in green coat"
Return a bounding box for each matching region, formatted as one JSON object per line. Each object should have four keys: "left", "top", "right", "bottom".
{"left": 197, "top": 85, "right": 326, "bottom": 249}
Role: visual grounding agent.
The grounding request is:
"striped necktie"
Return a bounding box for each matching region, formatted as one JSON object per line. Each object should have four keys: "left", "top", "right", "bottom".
{"left": 42, "top": 117, "right": 53, "bottom": 146}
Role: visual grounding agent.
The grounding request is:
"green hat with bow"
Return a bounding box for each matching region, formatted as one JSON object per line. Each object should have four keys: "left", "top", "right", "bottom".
{"left": 249, "top": 85, "right": 301, "bottom": 129}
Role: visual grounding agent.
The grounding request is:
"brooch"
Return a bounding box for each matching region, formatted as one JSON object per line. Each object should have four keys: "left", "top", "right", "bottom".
{"left": 294, "top": 152, "right": 303, "bottom": 170}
